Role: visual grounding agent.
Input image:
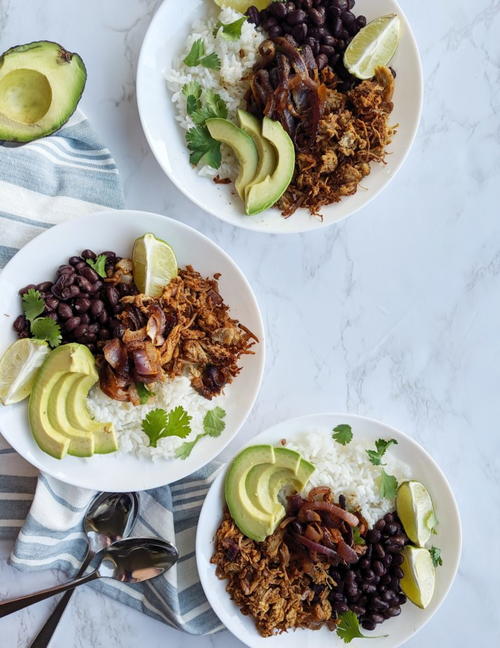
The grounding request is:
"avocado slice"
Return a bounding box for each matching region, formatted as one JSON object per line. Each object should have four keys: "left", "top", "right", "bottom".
{"left": 268, "top": 457, "right": 316, "bottom": 503}
{"left": 237, "top": 110, "right": 276, "bottom": 192}
{"left": 0, "top": 41, "right": 86, "bottom": 143}
{"left": 66, "top": 375, "right": 117, "bottom": 454}
{"left": 224, "top": 444, "right": 276, "bottom": 542}
{"left": 205, "top": 117, "right": 259, "bottom": 199}
{"left": 29, "top": 343, "right": 116, "bottom": 459}
{"left": 245, "top": 117, "right": 295, "bottom": 215}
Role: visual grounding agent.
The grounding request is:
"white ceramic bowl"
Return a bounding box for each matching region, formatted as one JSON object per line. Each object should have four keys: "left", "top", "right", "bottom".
{"left": 196, "top": 413, "right": 461, "bottom": 648}
{"left": 137, "top": 0, "right": 423, "bottom": 234}
{"left": 0, "top": 210, "right": 265, "bottom": 491}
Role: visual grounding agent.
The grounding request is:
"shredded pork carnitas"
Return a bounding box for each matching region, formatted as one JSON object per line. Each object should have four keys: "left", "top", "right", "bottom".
{"left": 211, "top": 487, "right": 366, "bottom": 637}
{"left": 99, "top": 266, "right": 258, "bottom": 404}
{"left": 279, "top": 66, "right": 397, "bottom": 217}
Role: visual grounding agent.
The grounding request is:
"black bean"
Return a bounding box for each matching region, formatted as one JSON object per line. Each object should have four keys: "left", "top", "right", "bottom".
{"left": 88, "top": 280, "right": 102, "bottom": 294}
{"left": 378, "top": 584, "right": 387, "bottom": 593}
{"left": 384, "top": 513, "right": 394, "bottom": 524}
{"left": 68, "top": 256, "right": 82, "bottom": 266}
{"left": 335, "top": 0, "right": 348, "bottom": 10}
{"left": 268, "top": 25, "right": 283, "bottom": 38}
{"left": 356, "top": 15, "right": 367, "bottom": 28}
{"left": 74, "top": 297, "right": 91, "bottom": 313}
{"left": 361, "top": 583, "right": 376, "bottom": 594}
{"left": 246, "top": 6, "right": 260, "bottom": 25}
{"left": 309, "top": 7, "right": 325, "bottom": 24}
{"left": 75, "top": 261, "right": 87, "bottom": 271}
{"left": 384, "top": 523, "right": 398, "bottom": 536}
{"left": 292, "top": 22, "right": 308, "bottom": 41}
{"left": 391, "top": 534, "right": 407, "bottom": 546}
{"left": 271, "top": 1, "right": 287, "bottom": 18}
{"left": 80, "top": 314, "right": 90, "bottom": 325}
{"left": 18, "top": 330, "right": 29, "bottom": 338}
{"left": 19, "top": 284, "right": 37, "bottom": 296}
{"left": 370, "top": 596, "right": 389, "bottom": 611}
{"left": 88, "top": 324, "right": 99, "bottom": 335}
{"left": 381, "top": 574, "right": 392, "bottom": 585}
{"left": 73, "top": 324, "right": 89, "bottom": 339}
{"left": 327, "top": 5, "right": 341, "bottom": 19}
{"left": 81, "top": 249, "right": 96, "bottom": 260}
{"left": 373, "top": 560, "right": 385, "bottom": 577}
{"left": 36, "top": 281, "right": 53, "bottom": 292}
{"left": 319, "top": 44, "right": 335, "bottom": 56}
{"left": 345, "top": 585, "right": 358, "bottom": 600}
{"left": 44, "top": 296, "right": 59, "bottom": 312}
{"left": 398, "top": 593, "right": 407, "bottom": 605}
{"left": 371, "top": 613, "right": 385, "bottom": 624}
{"left": 373, "top": 543, "right": 385, "bottom": 558}
{"left": 287, "top": 9, "right": 306, "bottom": 24}
{"left": 382, "top": 589, "right": 397, "bottom": 602}
{"left": 13, "top": 315, "right": 28, "bottom": 332}
{"left": 60, "top": 285, "right": 79, "bottom": 301}
{"left": 345, "top": 570, "right": 356, "bottom": 584}
{"left": 361, "top": 618, "right": 376, "bottom": 631}
{"left": 391, "top": 553, "right": 403, "bottom": 567}
{"left": 386, "top": 542, "right": 403, "bottom": 554}
{"left": 104, "top": 284, "right": 119, "bottom": 306}
{"left": 321, "top": 33, "right": 336, "bottom": 46}
{"left": 365, "top": 544, "right": 373, "bottom": 560}
{"left": 391, "top": 567, "right": 404, "bottom": 579}
{"left": 98, "top": 328, "right": 111, "bottom": 341}
{"left": 262, "top": 15, "right": 278, "bottom": 30}
{"left": 79, "top": 266, "right": 99, "bottom": 282}
{"left": 387, "top": 605, "right": 401, "bottom": 618}
{"left": 76, "top": 276, "right": 93, "bottom": 293}
{"left": 98, "top": 310, "right": 109, "bottom": 325}
{"left": 302, "top": 0, "right": 312, "bottom": 9}
{"left": 65, "top": 317, "right": 81, "bottom": 332}
{"left": 341, "top": 10, "right": 356, "bottom": 27}
{"left": 284, "top": 33, "right": 298, "bottom": 46}
{"left": 382, "top": 554, "right": 393, "bottom": 567}
{"left": 101, "top": 250, "right": 116, "bottom": 259}
{"left": 335, "top": 602, "right": 349, "bottom": 614}
{"left": 47, "top": 313, "right": 59, "bottom": 322}
{"left": 351, "top": 604, "right": 366, "bottom": 616}
{"left": 58, "top": 264, "right": 74, "bottom": 275}
{"left": 90, "top": 299, "right": 105, "bottom": 317}
{"left": 57, "top": 303, "right": 73, "bottom": 320}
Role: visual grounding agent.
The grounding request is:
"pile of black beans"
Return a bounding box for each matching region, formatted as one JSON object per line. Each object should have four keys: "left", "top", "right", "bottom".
{"left": 246, "top": 0, "right": 366, "bottom": 90}
{"left": 329, "top": 511, "right": 408, "bottom": 631}
{"left": 14, "top": 249, "right": 137, "bottom": 353}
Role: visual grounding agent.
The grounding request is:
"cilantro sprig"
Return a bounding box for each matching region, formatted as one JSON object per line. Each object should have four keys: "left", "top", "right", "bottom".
{"left": 352, "top": 526, "right": 366, "bottom": 546}
{"left": 332, "top": 424, "right": 353, "bottom": 446}
{"left": 142, "top": 406, "right": 192, "bottom": 448}
{"left": 379, "top": 469, "right": 398, "bottom": 499}
{"left": 21, "top": 288, "right": 61, "bottom": 348}
{"left": 86, "top": 254, "right": 107, "bottom": 278}
{"left": 183, "top": 39, "right": 221, "bottom": 70}
{"left": 183, "top": 84, "right": 228, "bottom": 169}
{"left": 136, "top": 382, "right": 155, "bottom": 405}
{"left": 429, "top": 546, "right": 442, "bottom": 567}
{"left": 176, "top": 406, "right": 226, "bottom": 459}
{"left": 336, "top": 611, "right": 387, "bottom": 643}
{"left": 213, "top": 16, "right": 246, "bottom": 40}
{"left": 366, "top": 438, "right": 398, "bottom": 466}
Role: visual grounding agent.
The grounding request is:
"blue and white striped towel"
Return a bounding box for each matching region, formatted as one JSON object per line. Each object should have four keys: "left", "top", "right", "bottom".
{"left": 0, "top": 111, "right": 223, "bottom": 634}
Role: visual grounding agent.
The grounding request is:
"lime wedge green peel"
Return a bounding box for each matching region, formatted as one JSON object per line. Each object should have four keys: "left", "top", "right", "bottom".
{"left": 132, "top": 233, "right": 178, "bottom": 298}
{"left": 344, "top": 14, "right": 401, "bottom": 80}
{"left": 213, "top": 0, "right": 270, "bottom": 12}
{"left": 400, "top": 545, "right": 436, "bottom": 609}
{"left": 0, "top": 338, "right": 49, "bottom": 405}
{"left": 396, "top": 480, "right": 437, "bottom": 547}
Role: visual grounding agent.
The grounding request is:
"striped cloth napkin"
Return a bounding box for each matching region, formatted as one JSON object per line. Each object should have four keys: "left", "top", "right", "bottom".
{"left": 0, "top": 111, "right": 223, "bottom": 634}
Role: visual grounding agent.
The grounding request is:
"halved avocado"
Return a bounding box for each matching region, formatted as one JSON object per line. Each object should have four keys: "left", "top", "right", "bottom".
{"left": 0, "top": 41, "right": 86, "bottom": 143}
{"left": 245, "top": 117, "right": 295, "bottom": 215}
{"left": 205, "top": 117, "right": 259, "bottom": 199}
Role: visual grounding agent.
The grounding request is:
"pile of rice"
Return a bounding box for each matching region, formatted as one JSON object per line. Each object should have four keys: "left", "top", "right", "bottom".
{"left": 287, "top": 430, "right": 411, "bottom": 527}
{"left": 87, "top": 376, "right": 228, "bottom": 461}
{"left": 165, "top": 5, "right": 265, "bottom": 179}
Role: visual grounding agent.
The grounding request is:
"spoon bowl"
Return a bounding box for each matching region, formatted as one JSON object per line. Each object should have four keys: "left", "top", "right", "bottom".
{"left": 95, "top": 538, "right": 179, "bottom": 583}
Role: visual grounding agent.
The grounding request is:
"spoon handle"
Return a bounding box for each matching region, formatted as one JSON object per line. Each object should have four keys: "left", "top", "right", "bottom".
{"left": 0, "top": 569, "right": 99, "bottom": 618}
{"left": 29, "top": 551, "right": 94, "bottom": 648}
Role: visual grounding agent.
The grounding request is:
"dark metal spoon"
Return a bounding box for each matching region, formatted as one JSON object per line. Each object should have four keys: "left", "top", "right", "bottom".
{"left": 0, "top": 537, "right": 178, "bottom": 617}
{"left": 29, "top": 491, "right": 139, "bottom": 647}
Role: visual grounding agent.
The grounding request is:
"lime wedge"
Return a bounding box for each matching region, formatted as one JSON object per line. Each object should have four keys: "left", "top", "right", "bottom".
{"left": 213, "top": 0, "right": 270, "bottom": 12}
{"left": 344, "top": 14, "right": 400, "bottom": 80}
{"left": 396, "top": 480, "right": 436, "bottom": 547}
{"left": 400, "top": 545, "right": 436, "bottom": 608}
{"left": 0, "top": 338, "right": 49, "bottom": 405}
{"left": 132, "top": 233, "right": 178, "bottom": 297}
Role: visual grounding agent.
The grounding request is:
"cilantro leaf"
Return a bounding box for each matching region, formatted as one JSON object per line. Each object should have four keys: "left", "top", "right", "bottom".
{"left": 30, "top": 317, "right": 62, "bottom": 348}
{"left": 142, "top": 406, "right": 192, "bottom": 448}
{"left": 136, "top": 382, "right": 155, "bottom": 405}
{"left": 86, "top": 254, "right": 107, "bottom": 278}
{"left": 203, "top": 406, "right": 226, "bottom": 437}
{"left": 183, "top": 39, "right": 205, "bottom": 66}
{"left": 22, "top": 288, "right": 45, "bottom": 323}
{"left": 182, "top": 80, "right": 202, "bottom": 100}
{"left": 379, "top": 469, "right": 398, "bottom": 499}
{"left": 352, "top": 526, "right": 366, "bottom": 546}
{"left": 332, "top": 424, "right": 353, "bottom": 446}
{"left": 204, "top": 89, "right": 228, "bottom": 118}
{"left": 183, "top": 39, "right": 221, "bottom": 70}
{"left": 366, "top": 438, "right": 398, "bottom": 466}
{"left": 175, "top": 434, "right": 203, "bottom": 459}
{"left": 213, "top": 16, "right": 247, "bottom": 40}
{"left": 186, "top": 125, "right": 221, "bottom": 169}
{"left": 199, "top": 52, "right": 221, "bottom": 70}
{"left": 429, "top": 546, "right": 443, "bottom": 567}
{"left": 336, "top": 611, "right": 387, "bottom": 643}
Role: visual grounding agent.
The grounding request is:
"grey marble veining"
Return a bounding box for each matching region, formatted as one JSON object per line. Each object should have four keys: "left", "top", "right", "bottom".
{"left": 1, "top": 0, "right": 499, "bottom": 645}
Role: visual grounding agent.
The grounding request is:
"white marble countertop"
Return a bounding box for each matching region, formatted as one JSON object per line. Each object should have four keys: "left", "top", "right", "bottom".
{"left": 1, "top": 0, "right": 499, "bottom": 645}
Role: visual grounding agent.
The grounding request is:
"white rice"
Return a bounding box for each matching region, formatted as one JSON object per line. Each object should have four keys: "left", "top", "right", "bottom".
{"left": 87, "top": 376, "right": 228, "bottom": 461}
{"left": 287, "top": 430, "right": 411, "bottom": 527}
{"left": 165, "top": 6, "right": 265, "bottom": 179}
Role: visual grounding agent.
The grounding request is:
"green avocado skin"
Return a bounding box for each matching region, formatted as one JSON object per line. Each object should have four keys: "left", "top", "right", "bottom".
{"left": 0, "top": 41, "right": 87, "bottom": 143}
